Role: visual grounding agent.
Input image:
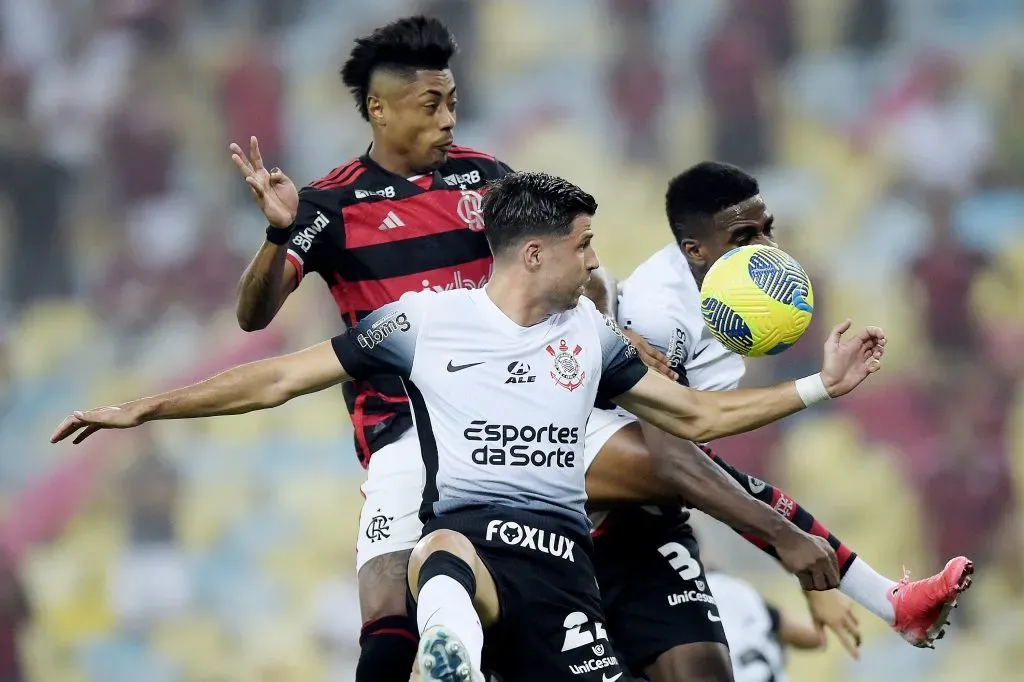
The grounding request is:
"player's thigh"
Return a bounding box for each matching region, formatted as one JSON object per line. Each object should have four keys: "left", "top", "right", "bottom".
{"left": 356, "top": 428, "right": 425, "bottom": 622}
{"left": 594, "top": 510, "right": 729, "bottom": 675}
{"left": 646, "top": 642, "right": 734, "bottom": 682}
{"left": 426, "top": 505, "right": 633, "bottom": 682}
{"left": 584, "top": 410, "right": 677, "bottom": 507}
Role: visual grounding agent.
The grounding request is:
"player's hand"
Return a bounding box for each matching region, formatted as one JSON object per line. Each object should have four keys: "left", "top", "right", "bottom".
{"left": 804, "top": 589, "right": 861, "bottom": 659}
{"left": 229, "top": 136, "right": 299, "bottom": 229}
{"left": 50, "top": 404, "right": 145, "bottom": 445}
{"left": 776, "top": 531, "right": 840, "bottom": 591}
{"left": 819, "top": 320, "right": 885, "bottom": 398}
{"left": 623, "top": 329, "right": 679, "bottom": 382}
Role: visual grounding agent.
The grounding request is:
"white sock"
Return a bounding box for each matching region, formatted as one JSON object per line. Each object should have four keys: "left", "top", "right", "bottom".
{"left": 840, "top": 557, "right": 898, "bottom": 624}
{"left": 417, "top": 574, "right": 484, "bottom": 674}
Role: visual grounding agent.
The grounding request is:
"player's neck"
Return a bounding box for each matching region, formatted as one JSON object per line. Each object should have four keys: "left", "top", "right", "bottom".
{"left": 367, "top": 140, "right": 421, "bottom": 178}
{"left": 484, "top": 272, "right": 554, "bottom": 328}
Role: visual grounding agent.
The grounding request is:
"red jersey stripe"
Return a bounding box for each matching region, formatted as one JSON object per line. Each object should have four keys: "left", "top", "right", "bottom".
{"left": 319, "top": 165, "right": 366, "bottom": 190}
{"left": 341, "top": 190, "right": 482, "bottom": 249}
{"left": 311, "top": 159, "right": 360, "bottom": 188}
{"left": 449, "top": 145, "right": 495, "bottom": 161}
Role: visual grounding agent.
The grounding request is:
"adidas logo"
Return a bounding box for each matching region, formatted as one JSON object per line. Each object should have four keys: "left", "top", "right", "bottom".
{"left": 378, "top": 211, "right": 405, "bottom": 231}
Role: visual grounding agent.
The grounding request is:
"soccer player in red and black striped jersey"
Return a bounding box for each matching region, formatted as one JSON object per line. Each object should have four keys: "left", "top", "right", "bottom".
{"left": 227, "top": 16, "right": 868, "bottom": 682}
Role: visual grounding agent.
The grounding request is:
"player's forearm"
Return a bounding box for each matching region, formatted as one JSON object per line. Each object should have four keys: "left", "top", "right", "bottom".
{"left": 129, "top": 359, "right": 294, "bottom": 423}
{"left": 584, "top": 266, "right": 617, "bottom": 317}
{"left": 640, "top": 422, "right": 795, "bottom": 545}
{"left": 236, "top": 241, "right": 291, "bottom": 331}
{"left": 679, "top": 382, "right": 806, "bottom": 443}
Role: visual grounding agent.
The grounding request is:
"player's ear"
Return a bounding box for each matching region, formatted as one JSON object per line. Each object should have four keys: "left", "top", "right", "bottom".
{"left": 367, "top": 95, "right": 385, "bottom": 127}
{"left": 680, "top": 239, "right": 706, "bottom": 269}
{"left": 523, "top": 240, "right": 543, "bottom": 270}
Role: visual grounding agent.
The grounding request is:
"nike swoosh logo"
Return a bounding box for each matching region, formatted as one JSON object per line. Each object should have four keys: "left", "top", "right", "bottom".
{"left": 602, "top": 674, "right": 623, "bottom": 682}
{"left": 447, "top": 360, "right": 484, "bottom": 372}
{"left": 707, "top": 610, "right": 722, "bottom": 622}
{"left": 692, "top": 345, "right": 709, "bottom": 359}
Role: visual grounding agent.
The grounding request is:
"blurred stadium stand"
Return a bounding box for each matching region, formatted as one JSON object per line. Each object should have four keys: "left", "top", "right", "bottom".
{"left": 0, "top": 1, "right": 1021, "bottom": 680}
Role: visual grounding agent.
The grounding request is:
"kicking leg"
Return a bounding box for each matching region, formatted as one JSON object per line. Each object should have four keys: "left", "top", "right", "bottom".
{"left": 408, "top": 529, "right": 500, "bottom": 681}
{"left": 702, "top": 443, "right": 973, "bottom": 647}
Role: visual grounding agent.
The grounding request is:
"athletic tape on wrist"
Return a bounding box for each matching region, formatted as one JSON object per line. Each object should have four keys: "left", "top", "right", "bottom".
{"left": 795, "top": 373, "right": 831, "bottom": 407}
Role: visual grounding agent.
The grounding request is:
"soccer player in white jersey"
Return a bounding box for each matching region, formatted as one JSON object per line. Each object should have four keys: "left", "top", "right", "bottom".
{"left": 586, "top": 161, "right": 973, "bottom": 682}
{"left": 50, "top": 172, "right": 885, "bottom": 682}
{"left": 705, "top": 570, "right": 826, "bottom": 682}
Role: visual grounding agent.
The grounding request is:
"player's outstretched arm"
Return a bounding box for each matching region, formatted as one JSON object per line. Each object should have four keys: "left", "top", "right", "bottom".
{"left": 230, "top": 136, "right": 301, "bottom": 331}
{"left": 614, "top": 321, "right": 884, "bottom": 442}
{"left": 774, "top": 606, "right": 828, "bottom": 651}
{"left": 50, "top": 342, "right": 350, "bottom": 445}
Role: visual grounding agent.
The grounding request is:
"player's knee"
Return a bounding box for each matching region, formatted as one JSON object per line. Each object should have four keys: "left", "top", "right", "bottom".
{"left": 358, "top": 550, "right": 412, "bottom": 623}
{"left": 409, "top": 529, "right": 477, "bottom": 598}
{"left": 646, "top": 642, "right": 734, "bottom": 682}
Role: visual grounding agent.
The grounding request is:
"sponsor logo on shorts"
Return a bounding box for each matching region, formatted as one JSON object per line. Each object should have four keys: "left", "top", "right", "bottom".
{"left": 562, "top": 613, "right": 620, "bottom": 676}
{"left": 365, "top": 510, "right": 392, "bottom": 542}
{"left": 667, "top": 590, "right": 718, "bottom": 607}
{"left": 485, "top": 520, "right": 576, "bottom": 562}
{"left": 695, "top": 580, "right": 705, "bottom": 591}
{"left": 465, "top": 421, "right": 578, "bottom": 467}
{"left": 357, "top": 311, "right": 411, "bottom": 351}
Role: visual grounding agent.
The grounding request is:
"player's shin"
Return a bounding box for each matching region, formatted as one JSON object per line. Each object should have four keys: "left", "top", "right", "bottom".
{"left": 416, "top": 550, "right": 484, "bottom": 679}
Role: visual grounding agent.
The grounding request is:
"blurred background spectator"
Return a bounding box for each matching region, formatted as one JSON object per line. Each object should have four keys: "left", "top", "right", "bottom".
{"left": 0, "top": 1, "right": 1022, "bottom": 681}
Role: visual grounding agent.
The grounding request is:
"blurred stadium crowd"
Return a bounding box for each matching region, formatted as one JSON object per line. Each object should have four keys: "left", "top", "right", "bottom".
{"left": 0, "top": 0, "right": 1021, "bottom": 681}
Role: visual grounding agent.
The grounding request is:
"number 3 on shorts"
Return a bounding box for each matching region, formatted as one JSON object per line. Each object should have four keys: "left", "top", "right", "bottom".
{"left": 658, "top": 542, "right": 702, "bottom": 581}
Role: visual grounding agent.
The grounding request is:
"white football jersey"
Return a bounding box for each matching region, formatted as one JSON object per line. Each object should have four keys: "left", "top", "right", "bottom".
{"left": 706, "top": 572, "right": 787, "bottom": 682}
{"left": 332, "top": 288, "right": 648, "bottom": 526}
{"left": 618, "top": 244, "right": 745, "bottom": 391}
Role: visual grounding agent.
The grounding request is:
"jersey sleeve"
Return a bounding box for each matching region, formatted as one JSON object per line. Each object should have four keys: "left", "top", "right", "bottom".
{"left": 330, "top": 291, "right": 432, "bottom": 380}
{"left": 594, "top": 310, "right": 649, "bottom": 400}
{"left": 620, "top": 295, "right": 691, "bottom": 386}
{"left": 285, "top": 186, "right": 341, "bottom": 285}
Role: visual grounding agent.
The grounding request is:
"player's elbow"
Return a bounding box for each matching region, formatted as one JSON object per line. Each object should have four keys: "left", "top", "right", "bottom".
{"left": 671, "top": 411, "right": 717, "bottom": 444}
{"left": 236, "top": 307, "right": 270, "bottom": 333}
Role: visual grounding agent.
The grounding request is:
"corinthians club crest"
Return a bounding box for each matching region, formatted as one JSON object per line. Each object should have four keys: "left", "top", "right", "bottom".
{"left": 547, "top": 339, "right": 585, "bottom": 391}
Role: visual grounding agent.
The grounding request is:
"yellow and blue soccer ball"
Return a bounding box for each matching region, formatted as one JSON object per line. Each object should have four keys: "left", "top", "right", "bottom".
{"left": 700, "top": 245, "right": 814, "bottom": 357}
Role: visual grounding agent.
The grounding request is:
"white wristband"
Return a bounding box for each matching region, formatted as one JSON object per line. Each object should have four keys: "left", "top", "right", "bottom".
{"left": 795, "top": 373, "right": 831, "bottom": 407}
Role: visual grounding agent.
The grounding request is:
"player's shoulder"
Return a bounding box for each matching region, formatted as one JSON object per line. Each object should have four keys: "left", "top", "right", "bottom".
{"left": 301, "top": 155, "right": 409, "bottom": 208}
{"left": 438, "top": 144, "right": 512, "bottom": 186}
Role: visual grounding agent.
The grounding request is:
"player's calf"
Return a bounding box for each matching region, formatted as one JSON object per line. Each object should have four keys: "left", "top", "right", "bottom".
{"left": 356, "top": 550, "right": 419, "bottom": 682}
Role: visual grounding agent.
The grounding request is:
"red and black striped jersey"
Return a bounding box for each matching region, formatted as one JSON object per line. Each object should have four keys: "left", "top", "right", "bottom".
{"left": 285, "top": 145, "right": 511, "bottom": 466}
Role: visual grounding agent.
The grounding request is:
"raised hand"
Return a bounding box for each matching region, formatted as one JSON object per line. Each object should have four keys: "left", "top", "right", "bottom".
{"left": 229, "top": 135, "right": 299, "bottom": 229}
{"left": 819, "top": 320, "right": 885, "bottom": 398}
{"left": 50, "top": 404, "right": 144, "bottom": 445}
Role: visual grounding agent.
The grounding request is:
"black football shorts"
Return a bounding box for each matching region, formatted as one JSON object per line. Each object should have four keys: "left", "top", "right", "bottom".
{"left": 593, "top": 506, "right": 729, "bottom": 674}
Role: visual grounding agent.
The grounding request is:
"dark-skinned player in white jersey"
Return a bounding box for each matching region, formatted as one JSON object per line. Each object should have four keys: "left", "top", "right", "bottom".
{"left": 586, "top": 162, "right": 973, "bottom": 682}
{"left": 225, "top": 17, "right": 863, "bottom": 682}
{"left": 50, "top": 171, "right": 887, "bottom": 682}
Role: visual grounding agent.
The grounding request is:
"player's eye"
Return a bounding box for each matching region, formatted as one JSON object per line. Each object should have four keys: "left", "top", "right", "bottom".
{"left": 449, "top": 99, "right": 458, "bottom": 111}
{"left": 424, "top": 102, "right": 439, "bottom": 113}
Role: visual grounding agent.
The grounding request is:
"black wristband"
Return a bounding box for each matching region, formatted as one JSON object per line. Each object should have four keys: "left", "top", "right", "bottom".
{"left": 266, "top": 225, "right": 292, "bottom": 245}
